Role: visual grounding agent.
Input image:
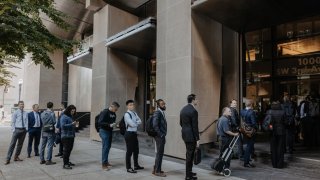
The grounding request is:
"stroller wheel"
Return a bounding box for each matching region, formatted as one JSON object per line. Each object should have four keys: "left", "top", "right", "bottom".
{"left": 223, "top": 168, "right": 231, "bottom": 177}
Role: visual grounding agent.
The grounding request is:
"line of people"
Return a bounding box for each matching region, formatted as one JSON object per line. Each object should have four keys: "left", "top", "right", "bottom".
{"left": 5, "top": 101, "right": 78, "bottom": 170}
{"left": 96, "top": 94, "right": 200, "bottom": 180}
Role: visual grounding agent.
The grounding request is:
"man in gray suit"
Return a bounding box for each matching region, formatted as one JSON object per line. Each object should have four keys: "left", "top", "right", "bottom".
{"left": 152, "top": 99, "right": 167, "bottom": 177}
{"left": 180, "top": 94, "right": 200, "bottom": 180}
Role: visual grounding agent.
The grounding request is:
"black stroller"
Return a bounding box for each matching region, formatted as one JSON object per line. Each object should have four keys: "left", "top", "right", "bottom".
{"left": 211, "top": 135, "right": 240, "bottom": 177}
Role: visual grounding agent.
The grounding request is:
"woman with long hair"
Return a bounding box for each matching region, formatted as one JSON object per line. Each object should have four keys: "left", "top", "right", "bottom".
{"left": 60, "top": 105, "right": 77, "bottom": 169}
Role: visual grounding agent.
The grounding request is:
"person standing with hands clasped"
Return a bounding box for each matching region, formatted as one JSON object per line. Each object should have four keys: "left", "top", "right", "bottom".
{"left": 98, "top": 102, "right": 120, "bottom": 170}
{"left": 124, "top": 100, "right": 144, "bottom": 173}
{"left": 152, "top": 99, "right": 167, "bottom": 177}
{"left": 180, "top": 94, "right": 200, "bottom": 180}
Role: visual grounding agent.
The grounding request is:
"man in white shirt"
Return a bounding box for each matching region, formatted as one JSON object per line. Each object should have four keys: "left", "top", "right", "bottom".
{"left": 5, "top": 101, "right": 28, "bottom": 165}
{"left": 27, "top": 104, "right": 42, "bottom": 157}
{"left": 124, "top": 100, "right": 144, "bottom": 173}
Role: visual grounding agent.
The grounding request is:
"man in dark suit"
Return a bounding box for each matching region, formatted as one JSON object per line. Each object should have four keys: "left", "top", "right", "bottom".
{"left": 152, "top": 99, "right": 167, "bottom": 177}
{"left": 27, "top": 104, "right": 42, "bottom": 157}
{"left": 180, "top": 94, "right": 199, "bottom": 180}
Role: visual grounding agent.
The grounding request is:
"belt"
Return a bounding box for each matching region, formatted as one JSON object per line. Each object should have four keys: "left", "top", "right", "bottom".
{"left": 126, "top": 131, "right": 137, "bottom": 134}
{"left": 15, "top": 127, "right": 26, "bottom": 130}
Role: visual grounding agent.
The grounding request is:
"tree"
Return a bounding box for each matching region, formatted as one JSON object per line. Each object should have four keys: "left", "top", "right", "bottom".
{"left": 0, "top": 0, "right": 76, "bottom": 85}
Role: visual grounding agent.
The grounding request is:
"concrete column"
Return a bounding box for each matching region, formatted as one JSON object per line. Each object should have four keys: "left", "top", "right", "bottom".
{"left": 157, "top": 0, "right": 193, "bottom": 158}
{"left": 191, "top": 12, "right": 223, "bottom": 144}
{"left": 90, "top": 5, "right": 139, "bottom": 140}
{"left": 68, "top": 65, "right": 92, "bottom": 112}
{"left": 38, "top": 51, "right": 64, "bottom": 109}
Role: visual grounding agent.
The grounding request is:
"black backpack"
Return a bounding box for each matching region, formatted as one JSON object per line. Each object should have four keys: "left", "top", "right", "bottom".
{"left": 146, "top": 115, "right": 157, "bottom": 137}
{"left": 119, "top": 112, "right": 131, "bottom": 135}
{"left": 95, "top": 113, "right": 101, "bottom": 132}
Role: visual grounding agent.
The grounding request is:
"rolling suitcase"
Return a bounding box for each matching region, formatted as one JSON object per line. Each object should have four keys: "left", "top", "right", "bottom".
{"left": 211, "top": 135, "right": 239, "bottom": 177}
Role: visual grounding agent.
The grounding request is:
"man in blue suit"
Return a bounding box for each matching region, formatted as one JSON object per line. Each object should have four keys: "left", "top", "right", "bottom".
{"left": 27, "top": 104, "right": 42, "bottom": 157}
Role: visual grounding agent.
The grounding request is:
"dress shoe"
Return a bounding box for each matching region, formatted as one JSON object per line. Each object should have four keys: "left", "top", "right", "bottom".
{"left": 244, "top": 163, "right": 256, "bottom": 168}
{"left": 106, "top": 163, "right": 112, "bottom": 167}
{"left": 45, "top": 160, "right": 57, "bottom": 165}
{"left": 68, "top": 162, "right": 75, "bottom": 166}
{"left": 14, "top": 157, "right": 23, "bottom": 161}
{"left": 152, "top": 170, "right": 164, "bottom": 174}
{"left": 102, "top": 164, "right": 110, "bottom": 171}
{"left": 63, "top": 165, "right": 72, "bottom": 170}
{"left": 154, "top": 172, "right": 167, "bottom": 177}
{"left": 4, "top": 160, "right": 10, "bottom": 165}
{"left": 127, "top": 168, "right": 137, "bottom": 173}
{"left": 40, "top": 160, "right": 46, "bottom": 164}
{"left": 134, "top": 166, "right": 144, "bottom": 170}
{"left": 185, "top": 176, "right": 197, "bottom": 180}
{"left": 191, "top": 172, "right": 197, "bottom": 176}
{"left": 55, "top": 153, "right": 63, "bottom": 157}
{"left": 35, "top": 154, "right": 39, "bottom": 156}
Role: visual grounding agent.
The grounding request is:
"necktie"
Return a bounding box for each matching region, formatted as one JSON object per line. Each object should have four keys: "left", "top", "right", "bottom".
{"left": 21, "top": 110, "right": 25, "bottom": 128}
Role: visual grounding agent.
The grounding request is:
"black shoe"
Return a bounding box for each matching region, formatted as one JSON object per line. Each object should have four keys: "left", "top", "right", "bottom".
{"left": 127, "top": 168, "right": 137, "bottom": 173}
{"left": 55, "top": 153, "right": 63, "bottom": 157}
{"left": 134, "top": 166, "right": 144, "bottom": 170}
{"left": 185, "top": 176, "right": 197, "bottom": 180}
{"left": 63, "top": 165, "right": 72, "bottom": 169}
{"left": 35, "top": 154, "right": 39, "bottom": 156}
{"left": 191, "top": 172, "right": 197, "bottom": 176}
{"left": 40, "top": 160, "right": 46, "bottom": 164}
{"left": 244, "top": 163, "right": 256, "bottom": 168}
{"left": 68, "top": 162, "right": 75, "bottom": 166}
{"left": 45, "top": 161, "right": 57, "bottom": 165}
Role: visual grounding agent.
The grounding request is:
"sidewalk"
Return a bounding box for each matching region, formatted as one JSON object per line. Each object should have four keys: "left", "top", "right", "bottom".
{"left": 0, "top": 126, "right": 243, "bottom": 180}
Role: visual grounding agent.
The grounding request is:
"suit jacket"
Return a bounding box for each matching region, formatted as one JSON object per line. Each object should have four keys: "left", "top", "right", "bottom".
{"left": 153, "top": 109, "right": 167, "bottom": 138}
{"left": 28, "top": 111, "right": 42, "bottom": 132}
{"left": 240, "top": 108, "right": 257, "bottom": 129}
{"left": 180, "top": 104, "right": 199, "bottom": 142}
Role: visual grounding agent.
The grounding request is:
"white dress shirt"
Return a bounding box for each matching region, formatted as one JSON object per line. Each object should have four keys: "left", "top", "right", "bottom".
{"left": 11, "top": 109, "right": 28, "bottom": 131}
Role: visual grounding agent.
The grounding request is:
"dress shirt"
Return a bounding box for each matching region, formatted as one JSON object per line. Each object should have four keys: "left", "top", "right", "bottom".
{"left": 11, "top": 109, "right": 28, "bottom": 131}
{"left": 124, "top": 110, "right": 141, "bottom": 132}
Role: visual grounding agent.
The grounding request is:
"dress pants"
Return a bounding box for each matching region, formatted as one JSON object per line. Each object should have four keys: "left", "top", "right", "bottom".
{"left": 271, "top": 134, "right": 285, "bottom": 168}
{"left": 124, "top": 132, "right": 139, "bottom": 169}
{"left": 27, "top": 129, "right": 41, "bottom": 156}
{"left": 61, "top": 137, "right": 74, "bottom": 165}
{"left": 184, "top": 141, "right": 196, "bottom": 178}
{"left": 154, "top": 136, "right": 166, "bottom": 173}
{"left": 6, "top": 128, "right": 27, "bottom": 160}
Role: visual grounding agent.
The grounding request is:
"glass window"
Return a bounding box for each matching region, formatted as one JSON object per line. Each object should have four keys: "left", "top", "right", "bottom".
{"left": 246, "top": 29, "right": 271, "bottom": 61}
{"left": 277, "top": 35, "right": 320, "bottom": 56}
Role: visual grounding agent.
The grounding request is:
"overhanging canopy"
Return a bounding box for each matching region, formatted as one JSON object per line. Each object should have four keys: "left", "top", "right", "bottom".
{"left": 67, "top": 48, "right": 92, "bottom": 69}
{"left": 192, "top": 0, "right": 320, "bottom": 32}
{"left": 106, "top": 17, "right": 156, "bottom": 59}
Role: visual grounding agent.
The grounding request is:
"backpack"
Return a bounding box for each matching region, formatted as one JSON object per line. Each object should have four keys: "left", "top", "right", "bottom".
{"left": 95, "top": 113, "right": 101, "bottom": 132}
{"left": 146, "top": 115, "right": 157, "bottom": 137}
{"left": 41, "top": 111, "right": 55, "bottom": 132}
{"left": 119, "top": 112, "right": 131, "bottom": 135}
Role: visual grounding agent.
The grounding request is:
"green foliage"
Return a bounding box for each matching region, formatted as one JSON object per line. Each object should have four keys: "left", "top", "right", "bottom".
{"left": 0, "top": 0, "right": 76, "bottom": 85}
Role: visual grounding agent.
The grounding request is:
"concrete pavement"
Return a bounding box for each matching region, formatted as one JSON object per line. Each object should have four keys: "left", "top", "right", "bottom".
{"left": 0, "top": 126, "right": 243, "bottom": 180}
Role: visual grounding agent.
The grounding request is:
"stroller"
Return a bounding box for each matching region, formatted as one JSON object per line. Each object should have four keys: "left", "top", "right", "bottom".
{"left": 211, "top": 135, "right": 240, "bottom": 177}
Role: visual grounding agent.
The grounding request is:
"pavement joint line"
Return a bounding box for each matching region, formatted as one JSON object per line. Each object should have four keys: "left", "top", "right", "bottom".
{"left": 39, "top": 168, "right": 55, "bottom": 180}
{"left": 296, "top": 157, "right": 320, "bottom": 163}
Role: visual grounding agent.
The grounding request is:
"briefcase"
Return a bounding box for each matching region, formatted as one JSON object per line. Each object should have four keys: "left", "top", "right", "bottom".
{"left": 194, "top": 147, "right": 201, "bottom": 165}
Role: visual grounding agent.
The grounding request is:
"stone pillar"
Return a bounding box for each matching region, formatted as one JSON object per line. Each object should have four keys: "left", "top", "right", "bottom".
{"left": 68, "top": 65, "right": 92, "bottom": 112}
{"left": 90, "top": 5, "right": 139, "bottom": 140}
{"left": 157, "top": 0, "right": 193, "bottom": 158}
